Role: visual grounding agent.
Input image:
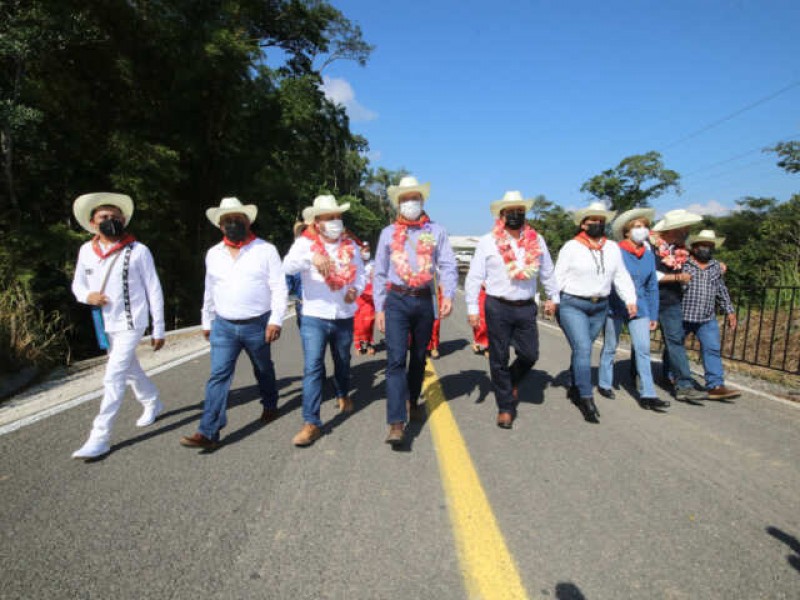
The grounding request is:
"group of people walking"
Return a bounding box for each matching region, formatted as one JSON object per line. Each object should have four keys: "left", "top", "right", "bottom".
{"left": 68, "top": 179, "right": 739, "bottom": 459}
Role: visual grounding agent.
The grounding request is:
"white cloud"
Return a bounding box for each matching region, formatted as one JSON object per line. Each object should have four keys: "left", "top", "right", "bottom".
{"left": 682, "top": 199, "right": 731, "bottom": 217}
{"left": 320, "top": 76, "right": 377, "bottom": 122}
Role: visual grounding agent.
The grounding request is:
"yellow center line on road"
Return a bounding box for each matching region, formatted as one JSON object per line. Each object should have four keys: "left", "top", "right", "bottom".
{"left": 423, "top": 362, "right": 529, "bottom": 600}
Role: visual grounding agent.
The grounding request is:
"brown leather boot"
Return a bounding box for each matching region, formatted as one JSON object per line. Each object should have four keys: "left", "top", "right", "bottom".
{"left": 385, "top": 423, "right": 405, "bottom": 446}
{"left": 292, "top": 423, "right": 322, "bottom": 447}
{"left": 337, "top": 396, "right": 354, "bottom": 413}
{"left": 708, "top": 386, "right": 740, "bottom": 400}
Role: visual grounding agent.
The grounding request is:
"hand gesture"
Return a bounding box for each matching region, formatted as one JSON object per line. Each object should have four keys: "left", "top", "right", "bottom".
{"left": 266, "top": 324, "right": 282, "bottom": 343}
{"left": 87, "top": 292, "right": 109, "bottom": 306}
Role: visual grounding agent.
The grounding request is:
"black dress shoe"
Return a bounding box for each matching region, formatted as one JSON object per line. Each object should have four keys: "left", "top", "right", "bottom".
{"left": 597, "top": 387, "right": 616, "bottom": 400}
{"left": 647, "top": 397, "right": 671, "bottom": 411}
{"left": 637, "top": 397, "right": 651, "bottom": 410}
{"left": 577, "top": 397, "right": 600, "bottom": 423}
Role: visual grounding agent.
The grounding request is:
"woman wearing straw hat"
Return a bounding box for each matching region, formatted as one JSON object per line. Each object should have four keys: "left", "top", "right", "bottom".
{"left": 598, "top": 208, "right": 670, "bottom": 411}
{"left": 373, "top": 176, "right": 458, "bottom": 446}
{"left": 682, "top": 230, "right": 740, "bottom": 400}
{"left": 554, "top": 201, "right": 637, "bottom": 423}
{"left": 650, "top": 209, "right": 708, "bottom": 403}
{"left": 70, "top": 193, "right": 166, "bottom": 459}
{"left": 283, "top": 195, "right": 366, "bottom": 447}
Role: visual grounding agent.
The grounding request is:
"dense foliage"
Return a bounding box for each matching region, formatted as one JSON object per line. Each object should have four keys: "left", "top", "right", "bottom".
{"left": 0, "top": 0, "right": 399, "bottom": 372}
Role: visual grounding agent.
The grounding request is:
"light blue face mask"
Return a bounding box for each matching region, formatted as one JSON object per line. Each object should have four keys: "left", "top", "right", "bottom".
{"left": 322, "top": 219, "right": 344, "bottom": 240}
{"left": 630, "top": 226, "right": 649, "bottom": 244}
{"left": 399, "top": 200, "right": 422, "bottom": 220}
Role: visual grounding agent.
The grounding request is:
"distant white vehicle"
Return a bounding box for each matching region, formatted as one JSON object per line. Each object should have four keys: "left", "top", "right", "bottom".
{"left": 455, "top": 251, "right": 473, "bottom": 265}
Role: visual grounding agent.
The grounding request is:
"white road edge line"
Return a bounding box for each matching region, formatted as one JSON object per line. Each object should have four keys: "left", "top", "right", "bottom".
{"left": 0, "top": 347, "right": 210, "bottom": 437}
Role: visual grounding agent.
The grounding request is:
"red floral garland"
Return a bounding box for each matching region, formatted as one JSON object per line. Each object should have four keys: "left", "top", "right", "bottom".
{"left": 656, "top": 240, "right": 689, "bottom": 271}
{"left": 311, "top": 234, "right": 357, "bottom": 291}
{"left": 492, "top": 219, "right": 542, "bottom": 280}
{"left": 390, "top": 219, "right": 436, "bottom": 287}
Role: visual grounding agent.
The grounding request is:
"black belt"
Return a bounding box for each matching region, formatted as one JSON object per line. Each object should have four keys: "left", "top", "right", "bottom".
{"left": 222, "top": 312, "right": 268, "bottom": 325}
{"left": 389, "top": 283, "right": 432, "bottom": 297}
{"left": 488, "top": 295, "right": 535, "bottom": 307}
{"left": 563, "top": 292, "right": 608, "bottom": 304}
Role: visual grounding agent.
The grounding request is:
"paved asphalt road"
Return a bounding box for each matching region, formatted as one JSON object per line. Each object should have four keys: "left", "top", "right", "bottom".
{"left": 2, "top": 298, "right": 799, "bottom": 599}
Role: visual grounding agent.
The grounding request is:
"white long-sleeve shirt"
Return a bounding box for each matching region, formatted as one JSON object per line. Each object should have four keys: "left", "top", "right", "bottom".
{"left": 282, "top": 236, "right": 366, "bottom": 319}
{"left": 554, "top": 239, "right": 636, "bottom": 304}
{"left": 72, "top": 240, "right": 165, "bottom": 338}
{"left": 201, "top": 238, "right": 287, "bottom": 329}
{"left": 465, "top": 231, "right": 560, "bottom": 315}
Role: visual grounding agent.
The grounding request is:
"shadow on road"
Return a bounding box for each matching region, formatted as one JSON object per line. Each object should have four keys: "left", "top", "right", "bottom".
{"left": 766, "top": 526, "right": 800, "bottom": 573}
{"left": 434, "top": 368, "right": 492, "bottom": 405}
{"left": 555, "top": 582, "right": 587, "bottom": 599}
{"left": 434, "top": 337, "right": 469, "bottom": 359}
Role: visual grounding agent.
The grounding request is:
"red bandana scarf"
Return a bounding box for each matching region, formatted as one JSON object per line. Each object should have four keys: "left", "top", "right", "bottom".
{"left": 223, "top": 232, "right": 257, "bottom": 248}
{"left": 92, "top": 234, "right": 136, "bottom": 259}
{"left": 619, "top": 239, "right": 646, "bottom": 258}
{"left": 574, "top": 231, "right": 606, "bottom": 250}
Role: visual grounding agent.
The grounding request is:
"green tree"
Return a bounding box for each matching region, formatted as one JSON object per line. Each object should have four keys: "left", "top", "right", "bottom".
{"left": 580, "top": 151, "right": 681, "bottom": 212}
{"left": 766, "top": 140, "right": 800, "bottom": 174}
{"left": 528, "top": 196, "right": 574, "bottom": 255}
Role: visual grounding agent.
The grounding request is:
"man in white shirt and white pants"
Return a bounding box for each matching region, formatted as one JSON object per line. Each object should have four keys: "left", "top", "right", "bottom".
{"left": 283, "top": 195, "right": 365, "bottom": 447}
{"left": 71, "top": 193, "right": 165, "bottom": 459}
{"left": 180, "top": 197, "right": 287, "bottom": 450}
{"left": 465, "top": 191, "right": 559, "bottom": 429}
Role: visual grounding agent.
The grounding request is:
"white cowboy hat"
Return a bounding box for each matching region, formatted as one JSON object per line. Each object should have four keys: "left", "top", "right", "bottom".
{"left": 302, "top": 195, "right": 350, "bottom": 225}
{"left": 490, "top": 190, "right": 534, "bottom": 217}
{"left": 687, "top": 229, "right": 725, "bottom": 248}
{"left": 73, "top": 192, "right": 134, "bottom": 233}
{"left": 206, "top": 197, "right": 258, "bottom": 227}
{"left": 651, "top": 208, "right": 703, "bottom": 232}
{"left": 611, "top": 207, "right": 656, "bottom": 241}
{"left": 387, "top": 175, "right": 430, "bottom": 207}
{"left": 571, "top": 201, "right": 617, "bottom": 225}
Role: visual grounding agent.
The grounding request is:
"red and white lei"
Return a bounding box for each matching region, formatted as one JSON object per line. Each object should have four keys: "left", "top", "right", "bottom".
{"left": 311, "top": 235, "right": 357, "bottom": 290}
{"left": 390, "top": 223, "right": 436, "bottom": 287}
{"left": 656, "top": 240, "right": 689, "bottom": 271}
{"left": 492, "top": 219, "right": 542, "bottom": 280}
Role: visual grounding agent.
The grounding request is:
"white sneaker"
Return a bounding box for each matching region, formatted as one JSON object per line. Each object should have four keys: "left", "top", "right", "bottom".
{"left": 71, "top": 439, "right": 110, "bottom": 460}
{"left": 136, "top": 399, "right": 164, "bottom": 427}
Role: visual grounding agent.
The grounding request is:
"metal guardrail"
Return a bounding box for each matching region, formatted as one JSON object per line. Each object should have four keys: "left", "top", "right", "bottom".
{"left": 651, "top": 286, "right": 800, "bottom": 375}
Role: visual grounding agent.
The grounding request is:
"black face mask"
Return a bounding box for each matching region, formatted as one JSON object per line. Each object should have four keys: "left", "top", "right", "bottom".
{"left": 223, "top": 220, "right": 247, "bottom": 242}
{"left": 504, "top": 212, "right": 526, "bottom": 230}
{"left": 99, "top": 218, "right": 125, "bottom": 238}
{"left": 693, "top": 247, "right": 713, "bottom": 263}
{"left": 585, "top": 222, "right": 605, "bottom": 238}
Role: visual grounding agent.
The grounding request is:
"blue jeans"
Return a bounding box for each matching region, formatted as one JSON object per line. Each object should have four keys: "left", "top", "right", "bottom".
{"left": 558, "top": 294, "right": 608, "bottom": 398}
{"left": 599, "top": 316, "right": 657, "bottom": 398}
{"left": 384, "top": 291, "right": 434, "bottom": 424}
{"left": 683, "top": 319, "right": 725, "bottom": 389}
{"left": 658, "top": 303, "right": 694, "bottom": 390}
{"left": 199, "top": 313, "right": 277, "bottom": 441}
{"left": 300, "top": 315, "right": 354, "bottom": 427}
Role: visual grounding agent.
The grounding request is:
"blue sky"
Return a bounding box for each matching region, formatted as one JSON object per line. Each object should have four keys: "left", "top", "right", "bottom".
{"left": 319, "top": 0, "right": 799, "bottom": 235}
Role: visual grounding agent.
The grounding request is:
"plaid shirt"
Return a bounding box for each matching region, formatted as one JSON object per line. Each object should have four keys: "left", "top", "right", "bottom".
{"left": 682, "top": 259, "right": 734, "bottom": 323}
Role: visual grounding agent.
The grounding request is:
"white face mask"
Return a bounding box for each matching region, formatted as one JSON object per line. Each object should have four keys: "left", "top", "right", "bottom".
{"left": 361, "top": 252, "right": 371, "bottom": 261}
{"left": 322, "top": 219, "right": 343, "bottom": 240}
{"left": 630, "top": 226, "right": 649, "bottom": 244}
{"left": 399, "top": 200, "right": 422, "bottom": 220}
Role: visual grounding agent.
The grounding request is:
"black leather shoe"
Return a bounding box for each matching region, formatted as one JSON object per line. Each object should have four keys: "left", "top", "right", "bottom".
{"left": 597, "top": 387, "right": 616, "bottom": 400}
{"left": 647, "top": 397, "right": 671, "bottom": 411}
{"left": 577, "top": 397, "right": 600, "bottom": 423}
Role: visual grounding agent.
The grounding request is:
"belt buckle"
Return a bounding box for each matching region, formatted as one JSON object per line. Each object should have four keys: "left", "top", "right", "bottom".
{"left": 590, "top": 296, "right": 599, "bottom": 303}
